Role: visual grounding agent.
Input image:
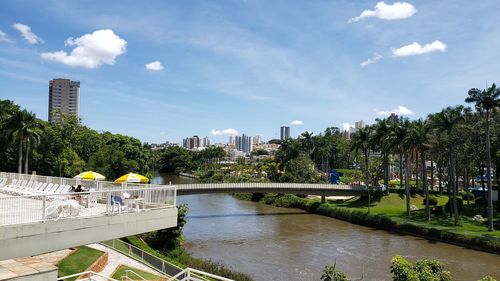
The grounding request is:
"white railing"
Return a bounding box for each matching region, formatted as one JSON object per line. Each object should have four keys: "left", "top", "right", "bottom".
{"left": 102, "top": 239, "right": 233, "bottom": 281}
{"left": 0, "top": 186, "right": 176, "bottom": 226}
{"left": 175, "top": 183, "right": 367, "bottom": 191}
{"left": 57, "top": 271, "right": 118, "bottom": 280}
{"left": 168, "top": 268, "right": 235, "bottom": 281}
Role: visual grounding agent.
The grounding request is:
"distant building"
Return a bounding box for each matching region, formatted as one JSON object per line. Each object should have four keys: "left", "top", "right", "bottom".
{"left": 234, "top": 134, "right": 253, "bottom": 155}
{"left": 252, "top": 135, "right": 262, "bottom": 145}
{"left": 48, "top": 78, "right": 80, "bottom": 123}
{"left": 280, "top": 126, "right": 290, "bottom": 141}
{"left": 183, "top": 135, "right": 201, "bottom": 149}
{"left": 228, "top": 136, "right": 235, "bottom": 145}
{"left": 202, "top": 137, "right": 210, "bottom": 147}
{"left": 349, "top": 120, "right": 365, "bottom": 136}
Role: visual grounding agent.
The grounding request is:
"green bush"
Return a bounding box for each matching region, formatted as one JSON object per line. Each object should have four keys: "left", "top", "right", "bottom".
{"left": 445, "top": 198, "right": 463, "bottom": 212}
{"left": 321, "top": 263, "right": 350, "bottom": 281}
{"left": 462, "top": 192, "right": 475, "bottom": 201}
{"left": 390, "top": 255, "right": 451, "bottom": 281}
{"left": 478, "top": 276, "right": 497, "bottom": 281}
{"left": 423, "top": 196, "right": 439, "bottom": 206}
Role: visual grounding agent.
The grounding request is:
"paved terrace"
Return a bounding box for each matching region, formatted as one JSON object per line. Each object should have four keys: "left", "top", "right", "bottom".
{"left": 0, "top": 172, "right": 178, "bottom": 260}
{"left": 175, "top": 182, "right": 368, "bottom": 197}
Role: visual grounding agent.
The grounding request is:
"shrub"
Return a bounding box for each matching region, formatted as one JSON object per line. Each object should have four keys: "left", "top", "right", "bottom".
{"left": 462, "top": 192, "right": 475, "bottom": 201}
{"left": 390, "top": 255, "right": 451, "bottom": 281}
{"left": 445, "top": 198, "right": 463, "bottom": 212}
{"left": 478, "top": 277, "right": 497, "bottom": 281}
{"left": 321, "top": 263, "right": 350, "bottom": 281}
{"left": 423, "top": 196, "right": 439, "bottom": 206}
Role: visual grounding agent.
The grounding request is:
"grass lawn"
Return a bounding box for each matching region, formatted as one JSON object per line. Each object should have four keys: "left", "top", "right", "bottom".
{"left": 57, "top": 246, "right": 105, "bottom": 281}
{"left": 111, "top": 264, "right": 163, "bottom": 280}
{"left": 323, "top": 193, "right": 500, "bottom": 238}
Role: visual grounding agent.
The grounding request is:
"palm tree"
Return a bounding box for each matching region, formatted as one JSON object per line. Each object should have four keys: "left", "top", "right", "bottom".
{"left": 430, "top": 106, "right": 464, "bottom": 226}
{"left": 351, "top": 126, "right": 373, "bottom": 213}
{"left": 372, "top": 118, "right": 392, "bottom": 195}
{"left": 299, "top": 131, "right": 315, "bottom": 157}
{"left": 409, "top": 119, "right": 431, "bottom": 220}
{"left": 466, "top": 84, "right": 500, "bottom": 232}
{"left": 389, "top": 118, "right": 412, "bottom": 216}
{"left": 8, "top": 110, "right": 40, "bottom": 174}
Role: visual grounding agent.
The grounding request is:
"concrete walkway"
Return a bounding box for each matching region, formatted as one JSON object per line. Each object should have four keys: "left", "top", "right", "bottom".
{"left": 87, "top": 243, "right": 164, "bottom": 280}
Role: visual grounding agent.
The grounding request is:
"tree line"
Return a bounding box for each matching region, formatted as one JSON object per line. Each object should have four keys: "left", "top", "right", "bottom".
{"left": 0, "top": 99, "right": 151, "bottom": 180}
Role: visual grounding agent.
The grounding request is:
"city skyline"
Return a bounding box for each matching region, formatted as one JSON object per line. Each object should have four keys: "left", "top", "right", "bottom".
{"left": 1, "top": 1, "right": 499, "bottom": 144}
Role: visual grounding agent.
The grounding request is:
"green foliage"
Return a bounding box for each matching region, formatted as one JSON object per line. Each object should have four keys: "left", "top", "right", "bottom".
{"left": 445, "top": 198, "right": 464, "bottom": 212}
{"left": 462, "top": 192, "right": 475, "bottom": 201}
{"left": 321, "top": 263, "right": 350, "bottom": 281}
{"left": 145, "top": 204, "right": 188, "bottom": 252}
{"left": 390, "top": 255, "right": 451, "bottom": 281}
{"left": 280, "top": 152, "right": 321, "bottom": 183}
{"left": 426, "top": 196, "right": 439, "bottom": 206}
{"left": 58, "top": 147, "right": 85, "bottom": 177}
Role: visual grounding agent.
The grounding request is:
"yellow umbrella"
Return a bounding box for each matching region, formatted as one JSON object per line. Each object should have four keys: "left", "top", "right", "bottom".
{"left": 74, "top": 171, "right": 106, "bottom": 181}
{"left": 114, "top": 173, "right": 149, "bottom": 184}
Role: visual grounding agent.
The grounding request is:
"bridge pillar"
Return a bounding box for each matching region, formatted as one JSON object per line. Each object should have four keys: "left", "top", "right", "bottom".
{"left": 321, "top": 195, "right": 326, "bottom": 203}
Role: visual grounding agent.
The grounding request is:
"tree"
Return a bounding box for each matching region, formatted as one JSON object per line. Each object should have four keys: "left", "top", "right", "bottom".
{"left": 372, "top": 118, "right": 392, "bottom": 195}
{"left": 409, "top": 119, "right": 431, "bottom": 220}
{"left": 351, "top": 126, "right": 373, "bottom": 213}
{"left": 466, "top": 84, "right": 500, "bottom": 231}
{"left": 280, "top": 152, "right": 320, "bottom": 183}
{"left": 145, "top": 204, "right": 188, "bottom": 252}
{"left": 299, "top": 131, "right": 315, "bottom": 157}
{"left": 159, "top": 146, "right": 193, "bottom": 174}
{"left": 58, "top": 147, "right": 85, "bottom": 177}
{"left": 430, "top": 106, "right": 464, "bottom": 225}
{"left": 389, "top": 118, "right": 412, "bottom": 216}
{"left": 8, "top": 110, "right": 40, "bottom": 173}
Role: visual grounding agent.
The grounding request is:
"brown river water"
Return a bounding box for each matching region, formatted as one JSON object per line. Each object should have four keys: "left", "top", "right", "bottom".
{"left": 153, "top": 174, "right": 500, "bottom": 281}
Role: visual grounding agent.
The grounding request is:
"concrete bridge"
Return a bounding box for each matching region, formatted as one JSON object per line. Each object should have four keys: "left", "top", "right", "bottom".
{"left": 175, "top": 183, "right": 368, "bottom": 199}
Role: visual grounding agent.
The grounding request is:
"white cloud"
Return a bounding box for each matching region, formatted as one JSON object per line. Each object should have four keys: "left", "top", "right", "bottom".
{"left": 376, "top": 105, "right": 414, "bottom": 116}
{"left": 290, "top": 120, "right": 304, "bottom": 125}
{"left": 210, "top": 128, "right": 239, "bottom": 136}
{"left": 13, "top": 23, "right": 44, "bottom": 44}
{"left": 392, "top": 40, "right": 447, "bottom": 57}
{"left": 41, "top": 29, "right": 127, "bottom": 69}
{"left": 0, "top": 29, "right": 11, "bottom": 43}
{"left": 145, "top": 61, "right": 164, "bottom": 71}
{"left": 350, "top": 1, "right": 417, "bottom": 22}
{"left": 361, "top": 53, "right": 383, "bottom": 67}
{"left": 342, "top": 123, "right": 355, "bottom": 131}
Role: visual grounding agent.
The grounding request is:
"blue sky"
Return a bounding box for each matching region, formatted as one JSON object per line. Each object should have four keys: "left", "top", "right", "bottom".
{"left": 1, "top": 0, "right": 499, "bottom": 144}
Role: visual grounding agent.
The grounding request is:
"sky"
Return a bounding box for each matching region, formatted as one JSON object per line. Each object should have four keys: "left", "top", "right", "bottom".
{"left": 0, "top": 0, "right": 499, "bottom": 144}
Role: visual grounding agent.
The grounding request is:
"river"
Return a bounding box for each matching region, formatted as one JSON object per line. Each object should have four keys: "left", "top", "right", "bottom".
{"left": 152, "top": 174, "right": 500, "bottom": 281}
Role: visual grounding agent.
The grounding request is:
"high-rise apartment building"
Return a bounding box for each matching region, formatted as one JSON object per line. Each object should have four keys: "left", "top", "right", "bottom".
{"left": 48, "top": 78, "right": 80, "bottom": 123}
{"left": 183, "top": 136, "right": 210, "bottom": 149}
{"left": 280, "top": 126, "right": 290, "bottom": 141}
{"left": 234, "top": 134, "right": 253, "bottom": 155}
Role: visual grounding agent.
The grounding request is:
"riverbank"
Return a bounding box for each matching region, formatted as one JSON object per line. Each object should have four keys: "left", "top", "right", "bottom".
{"left": 233, "top": 193, "right": 500, "bottom": 254}
{"left": 122, "top": 236, "right": 253, "bottom": 281}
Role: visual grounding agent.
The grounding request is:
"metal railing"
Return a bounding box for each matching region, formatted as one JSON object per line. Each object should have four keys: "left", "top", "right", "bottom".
{"left": 57, "top": 271, "right": 118, "bottom": 281}
{"left": 175, "top": 182, "right": 367, "bottom": 191}
{"left": 102, "top": 239, "right": 234, "bottom": 281}
{"left": 0, "top": 185, "right": 176, "bottom": 226}
{"left": 168, "top": 268, "right": 235, "bottom": 281}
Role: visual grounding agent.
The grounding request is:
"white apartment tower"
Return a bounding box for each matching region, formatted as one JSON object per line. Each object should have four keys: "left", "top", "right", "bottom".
{"left": 48, "top": 78, "right": 80, "bottom": 123}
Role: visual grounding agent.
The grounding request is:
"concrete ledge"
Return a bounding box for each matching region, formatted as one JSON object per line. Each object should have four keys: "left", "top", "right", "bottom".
{"left": 0, "top": 207, "right": 178, "bottom": 260}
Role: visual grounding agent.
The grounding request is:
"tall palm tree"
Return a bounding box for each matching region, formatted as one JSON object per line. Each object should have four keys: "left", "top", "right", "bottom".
{"left": 8, "top": 110, "right": 40, "bottom": 174}
{"left": 389, "top": 118, "right": 412, "bottom": 216}
{"left": 409, "top": 119, "right": 431, "bottom": 220}
{"left": 430, "top": 106, "right": 464, "bottom": 226}
{"left": 466, "top": 84, "right": 500, "bottom": 232}
{"left": 300, "top": 131, "right": 315, "bottom": 157}
{"left": 372, "top": 118, "right": 391, "bottom": 195}
{"left": 351, "top": 126, "right": 373, "bottom": 213}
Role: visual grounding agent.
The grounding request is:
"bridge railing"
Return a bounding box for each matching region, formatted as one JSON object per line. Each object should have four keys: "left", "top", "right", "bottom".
{"left": 175, "top": 182, "right": 367, "bottom": 190}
